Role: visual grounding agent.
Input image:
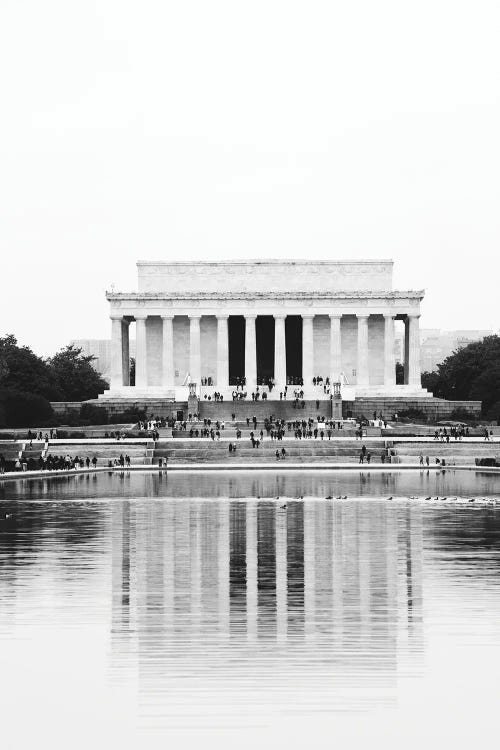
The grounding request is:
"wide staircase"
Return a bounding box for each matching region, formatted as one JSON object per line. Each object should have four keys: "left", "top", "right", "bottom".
{"left": 199, "top": 400, "right": 335, "bottom": 422}
{"left": 0, "top": 441, "right": 44, "bottom": 470}
{"left": 172, "top": 420, "right": 361, "bottom": 439}
{"left": 45, "top": 440, "right": 154, "bottom": 466}
{"left": 154, "top": 438, "right": 386, "bottom": 465}
{"left": 392, "top": 440, "right": 500, "bottom": 465}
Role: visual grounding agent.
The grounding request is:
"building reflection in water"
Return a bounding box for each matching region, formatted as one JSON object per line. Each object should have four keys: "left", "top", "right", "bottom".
{"left": 110, "top": 495, "right": 424, "bottom": 717}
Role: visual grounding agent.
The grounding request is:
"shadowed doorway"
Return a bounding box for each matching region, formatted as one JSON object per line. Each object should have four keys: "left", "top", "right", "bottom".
{"left": 228, "top": 316, "right": 245, "bottom": 384}
{"left": 256, "top": 316, "right": 275, "bottom": 384}
{"left": 285, "top": 316, "right": 302, "bottom": 382}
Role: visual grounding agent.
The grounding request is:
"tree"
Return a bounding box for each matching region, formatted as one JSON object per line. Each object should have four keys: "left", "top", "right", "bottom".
{"left": 425, "top": 335, "right": 500, "bottom": 415}
{"left": 421, "top": 370, "right": 442, "bottom": 395}
{"left": 47, "top": 344, "right": 108, "bottom": 401}
{"left": 470, "top": 365, "right": 500, "bottom": 413}
{"left": 0, "top": 334, "right": 61, "bottom": 399}
{"left": 0, "top": 388, "right": 53, "bottom": 428}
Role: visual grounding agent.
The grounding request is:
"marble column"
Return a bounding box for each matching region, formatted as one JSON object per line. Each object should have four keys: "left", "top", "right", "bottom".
{"left": 329, "top": 314, "right": 342, "bottom": 383}
{"left": 161, "top": 314, "right": 175, "bottom": 387}
{"left": 384, "top": 314, "right": 396, "bottom": 388}
{"left": 245, "top": 315, "right": 257, "bottom": 389}
{"left": 356, "top": 314, "right": 369, "bottom": 387}
{"left": 135, "top": 314, "right": 148, "bottom": 388}
{"left": 121, "top": 319, "right": 130, "bottom": 386}
{"left": 217, "top": 315, "right": 229, "bottom": 388}
{"left": 110, "top": 315, "right": 124, "bottom": 389}
{"left": 408, "top": 314, "right": 421, "bottom": 388}
{"left": 189, "top": 315, "right": 201, "bottom": 385}
{"left": 404, "top": 318, "right": 410, "bottom": 384}
{"left": 302, "top": 315, "right": 314, "bottom": 386}
{"left": 274, "top": 314, "right": 287, "bottom": 387}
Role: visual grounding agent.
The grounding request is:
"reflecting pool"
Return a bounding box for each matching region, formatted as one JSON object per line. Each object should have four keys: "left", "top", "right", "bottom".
{"left": 0, "top": 470, "right": 499, "bottom": 749}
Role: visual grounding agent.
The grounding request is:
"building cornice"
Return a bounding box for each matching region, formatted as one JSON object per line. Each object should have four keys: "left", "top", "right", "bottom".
{"left": 136, "top": 259, "right": 394, "bottom": 267}
{"left": 107, "top": 290, "right": 424, "bottom": 301}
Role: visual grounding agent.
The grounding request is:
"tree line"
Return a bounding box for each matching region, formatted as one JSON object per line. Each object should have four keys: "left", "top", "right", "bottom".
{"left": 1, "top": 332, "right": 499, "bottom": 428}
{"left": 420, "top": 335, "right": 500, "bottom": 418}
{"left": 0, "top": 335, "right": 108, "bottom": 427}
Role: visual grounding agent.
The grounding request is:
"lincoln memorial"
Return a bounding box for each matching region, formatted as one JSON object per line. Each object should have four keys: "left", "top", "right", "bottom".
{"left": 101, "top": 260, "right": 429, "bottom": 403}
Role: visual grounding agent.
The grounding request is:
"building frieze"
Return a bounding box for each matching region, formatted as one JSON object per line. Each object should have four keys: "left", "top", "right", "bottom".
{"left": 107, "top": 290, "right": 424, "bottom": 302}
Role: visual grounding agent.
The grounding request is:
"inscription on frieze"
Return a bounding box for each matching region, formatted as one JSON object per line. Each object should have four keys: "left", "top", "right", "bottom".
{"left": 137, "top": 260, "right": 394, "bottom": 295}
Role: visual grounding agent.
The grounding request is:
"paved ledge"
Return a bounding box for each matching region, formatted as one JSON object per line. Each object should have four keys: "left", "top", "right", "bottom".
{"left": 2, "top": 436, "right": 500, "bottom": 445}
{"left": 2, "top": 462, "right": 491, "bottom": 483}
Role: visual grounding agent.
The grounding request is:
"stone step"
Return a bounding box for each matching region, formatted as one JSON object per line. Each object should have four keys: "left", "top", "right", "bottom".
{"left": 163, "top": 454, "right": 388, "bottom": 464}
{"left": 199, "top": 400, "right": 337, "bottom": 421}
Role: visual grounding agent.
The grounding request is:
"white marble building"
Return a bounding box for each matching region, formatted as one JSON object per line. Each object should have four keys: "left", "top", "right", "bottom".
{"left": 101, "top": 260, "right": 428, "bottom": 402}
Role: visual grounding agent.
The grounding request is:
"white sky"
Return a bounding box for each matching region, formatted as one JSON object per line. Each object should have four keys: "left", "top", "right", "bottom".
{"left": 1, "top": 0, "right": 499, "bottom": 356}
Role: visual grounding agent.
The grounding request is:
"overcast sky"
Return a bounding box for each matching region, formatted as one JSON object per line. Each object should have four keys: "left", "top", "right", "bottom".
{"left": 1, "top": 0, "right": 499, "bottom": 356}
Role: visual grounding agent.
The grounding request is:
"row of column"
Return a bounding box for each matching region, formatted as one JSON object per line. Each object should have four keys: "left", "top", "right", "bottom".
{"left": 110, "top": 312, "right": 421, "bottom": 389}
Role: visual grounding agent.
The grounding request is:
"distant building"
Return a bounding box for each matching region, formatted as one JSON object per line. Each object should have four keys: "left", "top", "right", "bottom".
{"left": 395, "top": 329, "right": 494, "bottom": 372}
{"left": 70, "top": 339, "right": 135, "bottom": 381}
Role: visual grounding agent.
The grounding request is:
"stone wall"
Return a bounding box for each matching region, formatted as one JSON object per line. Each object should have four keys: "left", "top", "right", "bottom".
{"left": 344, "top": 397, "right": 482, "bottom": 420}
{"left": 137, "top": 260, "right": 394, "bottom": 294}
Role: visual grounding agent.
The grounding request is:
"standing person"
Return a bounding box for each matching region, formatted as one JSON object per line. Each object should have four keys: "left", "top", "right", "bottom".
{"left": 419, "top": 454, "right": 424, "bottom": 466}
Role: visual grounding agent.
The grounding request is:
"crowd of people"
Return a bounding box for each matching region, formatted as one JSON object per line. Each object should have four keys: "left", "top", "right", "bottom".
{"left": 2, "top": 452, "right": 138, "bottom": 472}
{"left": 204, "top": 391, "right": 224, "bottom": 401}
{"left": 433, "top": 426, "right": 471, "bottom": 441}
{"left": 180, "top": 414, "right": 355, "bottom": 441}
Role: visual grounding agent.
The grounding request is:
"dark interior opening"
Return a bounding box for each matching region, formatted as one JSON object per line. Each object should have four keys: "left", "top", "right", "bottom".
{"left": 285, "top": 315, "right": 302, "bottom": 381}
{"left": 256, "top": 316, "right": 275, "bottom": 384}
{"left": 228, "top": 316, "right": 245, "bottom": 384}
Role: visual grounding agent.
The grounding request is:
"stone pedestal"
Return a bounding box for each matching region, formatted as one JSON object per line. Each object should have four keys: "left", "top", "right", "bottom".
{"left": 188, "top": 383, "right": 199, "bottom": 416}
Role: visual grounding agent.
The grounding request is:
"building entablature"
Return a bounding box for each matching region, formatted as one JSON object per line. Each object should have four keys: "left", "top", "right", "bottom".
{"left": 106, "top": 290, "right": 424, "bottom": 320}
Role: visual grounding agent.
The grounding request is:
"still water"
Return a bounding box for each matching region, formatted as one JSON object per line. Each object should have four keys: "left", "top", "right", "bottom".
{"left": 1, "top": 470, "right": 499, "bottom": 750}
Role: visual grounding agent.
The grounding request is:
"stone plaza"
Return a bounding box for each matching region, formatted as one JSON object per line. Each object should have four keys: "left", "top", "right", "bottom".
{"left": 100, "top": 259, "right": 430, "bottom": 408}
